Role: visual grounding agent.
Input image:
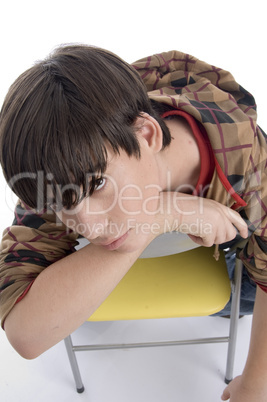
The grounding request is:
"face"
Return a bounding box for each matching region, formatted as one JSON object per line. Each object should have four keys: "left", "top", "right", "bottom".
{"left": 55, "top": 133, "right": 164, "bottom": 253}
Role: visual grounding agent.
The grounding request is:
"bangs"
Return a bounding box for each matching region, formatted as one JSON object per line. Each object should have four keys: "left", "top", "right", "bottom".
{"left": 39, "top": 80, "right": 141, "bottom": 210}
{"left": 8, "top": 134, "right": 110, "bottom": 212}
{"left": 6, "top": 75, "right": 141, "bottom": 211}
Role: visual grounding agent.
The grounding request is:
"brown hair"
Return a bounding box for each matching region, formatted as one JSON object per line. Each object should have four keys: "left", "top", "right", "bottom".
{"left": 0, "top": 44, "right": 171, "bottom": 210}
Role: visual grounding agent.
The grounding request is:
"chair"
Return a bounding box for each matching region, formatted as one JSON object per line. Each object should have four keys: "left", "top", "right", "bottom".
{"left": 64, "top": 236, "right": 243, "bottom": 394}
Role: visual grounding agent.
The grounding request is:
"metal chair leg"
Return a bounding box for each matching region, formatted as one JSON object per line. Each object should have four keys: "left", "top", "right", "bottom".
{"left": 224, "top": 256, "right": 243, "bottom": 384}
{"left": 64, "top": 335, "right": 85, "bottom": 393}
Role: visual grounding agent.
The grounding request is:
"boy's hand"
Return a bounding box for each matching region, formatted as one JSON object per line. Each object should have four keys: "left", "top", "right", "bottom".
{"left": 158, "top": 192, "right": 248, "bottom": 246}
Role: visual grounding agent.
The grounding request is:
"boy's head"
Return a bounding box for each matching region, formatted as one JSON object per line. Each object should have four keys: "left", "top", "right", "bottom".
{"left": 0, "top": 45, "right": 171, "bottom": 210}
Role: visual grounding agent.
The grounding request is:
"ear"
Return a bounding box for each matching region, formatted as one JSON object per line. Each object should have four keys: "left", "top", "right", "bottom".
{"left": 133, "top": 113, "right": 163, "bottom": 153}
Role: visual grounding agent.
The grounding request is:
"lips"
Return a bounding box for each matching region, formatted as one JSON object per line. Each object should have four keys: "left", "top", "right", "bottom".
{"left": 97, "top": 230, "right": 130, "bottom": 251}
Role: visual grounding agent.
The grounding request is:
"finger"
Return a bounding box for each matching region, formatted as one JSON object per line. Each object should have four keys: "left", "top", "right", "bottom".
{"left": 217, "top": 224, "right": 237, "bottom": 244}
{"left": 227, "top": 210, "right": 248, "bottom": 239}
{"left": 234, "top": 223, "right": 248, "bottom": 240}
{"left": 187, "top": 234, "right": 213, "bottom": 247}
{"left": 221, "top": 386, "right": 230, "bottom": 400}
{"left": 234, "top": 219, "right": 248, "bottom": 239}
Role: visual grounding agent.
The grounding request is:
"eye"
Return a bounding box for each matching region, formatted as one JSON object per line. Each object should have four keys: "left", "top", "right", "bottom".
{"left": 95, "top": 177, "right": 106, "bottom": 191}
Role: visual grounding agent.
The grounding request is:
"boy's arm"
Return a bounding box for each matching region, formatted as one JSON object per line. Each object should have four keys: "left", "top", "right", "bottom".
{"left": 0, "top": 200, "right": 79, "bottom": 329}
{"left": 1, "top": 194, "right": 247, "bottom": 359}
{"left": 0, "top": 201, "right": 151, "bottom": 359}
{"left": 222, "top": 286, "right": 267, "bottom": 402}
{"left": 4, "top": 241, "right": 151, "bottom": 359}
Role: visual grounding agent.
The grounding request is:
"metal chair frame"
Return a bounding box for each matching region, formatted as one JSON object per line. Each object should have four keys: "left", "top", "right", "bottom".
{"left": 64, "top": 250, "right": 243, "bottom": 393}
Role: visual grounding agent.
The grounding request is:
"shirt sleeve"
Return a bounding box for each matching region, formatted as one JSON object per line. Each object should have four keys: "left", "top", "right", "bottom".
{"left": 0, "top": 200, "right": 79, "bottom": 329}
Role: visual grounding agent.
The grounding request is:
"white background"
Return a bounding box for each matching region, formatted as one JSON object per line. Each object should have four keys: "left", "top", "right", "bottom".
{"left": 0, "top": 3, "right": 264, "bottom": 400}
{"left": 0, "top": 0, "right": 266, "bottom": 232}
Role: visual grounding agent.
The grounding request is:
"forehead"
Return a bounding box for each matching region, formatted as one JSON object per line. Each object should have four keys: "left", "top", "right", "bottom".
{"left": 104, "top": 146, "right": 139, "bottom": 173}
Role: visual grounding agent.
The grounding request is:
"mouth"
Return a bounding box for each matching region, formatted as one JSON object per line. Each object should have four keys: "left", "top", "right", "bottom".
{"left": 97, "top": 230, "right": 130, "bottom": 251}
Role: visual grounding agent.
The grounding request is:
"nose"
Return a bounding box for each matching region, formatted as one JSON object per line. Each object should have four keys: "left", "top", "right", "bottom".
{"left": 60, "top": 200, "right": 110, "bottom": 239}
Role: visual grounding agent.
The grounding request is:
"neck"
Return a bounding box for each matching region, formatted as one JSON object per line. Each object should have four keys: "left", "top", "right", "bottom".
{"left": 159, "top": 116, "right": 201, "bottom": 193}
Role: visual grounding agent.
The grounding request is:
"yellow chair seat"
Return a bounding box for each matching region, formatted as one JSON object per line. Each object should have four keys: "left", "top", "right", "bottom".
{"left": 88, "top": 246, "right": 230, "bottom": 321}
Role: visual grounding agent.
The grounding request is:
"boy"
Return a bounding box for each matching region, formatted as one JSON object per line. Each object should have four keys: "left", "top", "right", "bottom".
{"left": 0, "top": 45, "right": 266, "bottom": 401}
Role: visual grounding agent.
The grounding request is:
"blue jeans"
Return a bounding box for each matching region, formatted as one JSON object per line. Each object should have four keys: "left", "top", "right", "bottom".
{"left": 213, "top": 252, "right": 256, "bottom": 316}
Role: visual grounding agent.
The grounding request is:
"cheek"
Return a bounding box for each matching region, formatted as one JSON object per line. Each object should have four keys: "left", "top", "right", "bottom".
{"left": 116, "top": 181, "right": 161, "bottom": 216}
{"left": 141, "top": 185, "right": 161, "bottom": 215}
{"left": 117, "top": 185, "right": 144, "bottom": 215}
{"left": 56, "top": 206, "right": 90, "bottom": 234}
{"left": 57, "top": 212, "right": 81, "bottom": 233}
{"left": 115, "top": 187, "right": 161, "bottom": 223}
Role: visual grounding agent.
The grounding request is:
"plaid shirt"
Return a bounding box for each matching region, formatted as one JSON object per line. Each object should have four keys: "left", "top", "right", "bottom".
{"left": 133, "top": 50, "right": 267, "bottom": 288}
{"left": 0, "top": 50, "right": 266, "bottom": 327}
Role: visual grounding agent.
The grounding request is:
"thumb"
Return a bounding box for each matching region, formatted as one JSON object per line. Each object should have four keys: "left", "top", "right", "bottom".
{"left": 187, "top": 234, "right": 213, "bottom": 248}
